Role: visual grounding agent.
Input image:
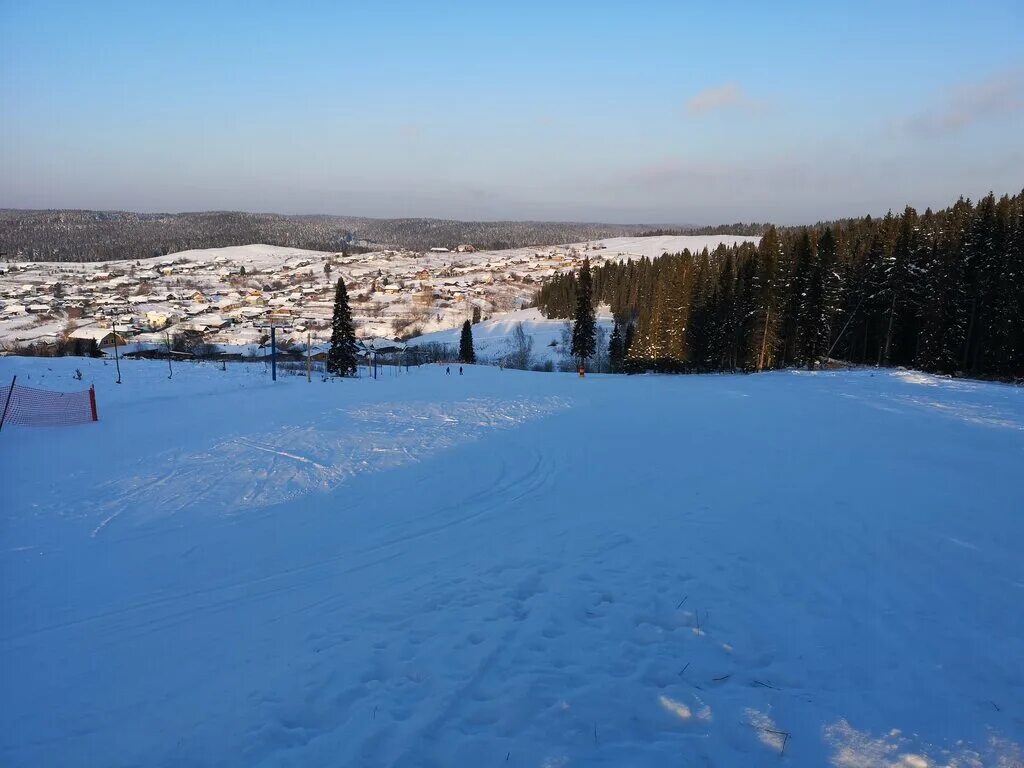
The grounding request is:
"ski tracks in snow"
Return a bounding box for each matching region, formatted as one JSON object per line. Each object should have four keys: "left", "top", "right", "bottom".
{"left": 81, "top": 395, "right": 570, "bottom": 536}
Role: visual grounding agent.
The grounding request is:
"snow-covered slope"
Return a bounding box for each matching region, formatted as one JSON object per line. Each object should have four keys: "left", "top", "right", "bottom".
{"left": 406, "top": 307, "right": 614, "bottom": 365}
{"left": 1, "top": 357, "right": 1022, "bottom": 767}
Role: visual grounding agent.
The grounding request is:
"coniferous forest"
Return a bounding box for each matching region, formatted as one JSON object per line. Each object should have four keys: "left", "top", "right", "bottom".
{"left": 535, "top": 191, "right": 1024, "bottom": 380}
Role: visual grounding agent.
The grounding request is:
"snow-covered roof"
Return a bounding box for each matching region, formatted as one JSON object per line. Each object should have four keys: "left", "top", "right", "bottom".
{"left": 68, "top": 328, "right": 125, "bottom": 342}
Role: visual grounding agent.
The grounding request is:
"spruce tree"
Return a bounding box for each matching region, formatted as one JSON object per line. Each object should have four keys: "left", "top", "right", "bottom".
{"left": 327, "top": 277, "right": 359, "bottom": 376}
{"left": 915, "top": 219, "right": 965, "bottom": 374}
{"left": 749, "top": 226, "right": 782, "bottom": 370}
{"left": 459, "top": 320, "right": 476, "bottom": 363}
{"left": 570, "top": 257, "right": 596, "bottom": 366}
{"left": 797, "top": 227, "right": 839, "bottom": 365}
{"left": 608, "top": 322, "right": 625, "bottom": 373}
{"left": 623, "top": 321, "right": 635, "bottom": 358}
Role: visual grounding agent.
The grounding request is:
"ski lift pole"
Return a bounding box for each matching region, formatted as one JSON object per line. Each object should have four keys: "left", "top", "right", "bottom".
{"left": 112, "top": 320, "right": 122, "bottom": 384}
{"left": 306, "top": 332, "right": 312, "bottom": 383}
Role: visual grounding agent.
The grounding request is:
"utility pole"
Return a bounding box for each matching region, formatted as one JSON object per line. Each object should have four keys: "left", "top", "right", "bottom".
{"left": 306, "top": 332, "right": 312, "bottom": 383}
{"left": 165, "top": 330, "right": 173, "bottom": 379}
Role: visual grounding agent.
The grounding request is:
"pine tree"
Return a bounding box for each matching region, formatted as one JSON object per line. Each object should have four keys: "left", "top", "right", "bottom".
{"left": 608, "top": 322, "right": 625, "bottom": 373}
{"left": 797, "top": 227, "right": 839, "bottom": 364}
{"left": 459, "top": 320, "right": 475, "bottom": 363}
{"left": 749, "top": 226, "right": 782, "bottom": 370}
{"left": 623, "top": 321, "right": 635, "bottom": 359}
{"left": 781, "top": 230, "right": 812, "bottom": 365}
{"left": 327, "top": 277, "right": 358, "bottom": 376}
{"left": 570, "top": 257, "right": 596, "bottom": 366}
{"left": 915, "top": 216, "right": 965, "bottom": 374}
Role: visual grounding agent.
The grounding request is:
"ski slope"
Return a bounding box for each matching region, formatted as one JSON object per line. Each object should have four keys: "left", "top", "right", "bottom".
{"left": 1, "top": 357, "right": 1022, "bottom": 767}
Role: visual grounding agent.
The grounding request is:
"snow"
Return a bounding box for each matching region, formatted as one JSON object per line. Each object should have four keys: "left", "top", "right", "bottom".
{"left": 1, "top": 357, "right": 1022, "bottom": 767}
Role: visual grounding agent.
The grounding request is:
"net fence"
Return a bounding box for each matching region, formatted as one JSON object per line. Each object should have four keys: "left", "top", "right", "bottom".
{"left": 0, "top": 381, "right": 97, "bottom": 428}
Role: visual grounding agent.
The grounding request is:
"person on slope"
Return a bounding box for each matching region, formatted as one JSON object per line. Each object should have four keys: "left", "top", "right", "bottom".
{"left": 446, "top": 366, "right": 450, "bottom": 375}
{"left": 459, "top": 366, "right": 463, "bottom": 375}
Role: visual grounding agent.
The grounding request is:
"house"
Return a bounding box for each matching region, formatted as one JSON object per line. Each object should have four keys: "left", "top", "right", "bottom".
{"left": 69, "top": 328, "right": 128, "bottom": 347}
{"left": 455, "top": 244, "right": 476, "bottom": 253}
{"left": 358, "top": 338, "right": 406, "bottom": 355}
{"left": 180, "top": 314, "right": 227, "bottom": 332}
{"left": 429, "top": 247, "right": 450, "bottom": 253}
{"left": 145, "top": 311, "right": 172, "bottom": 329}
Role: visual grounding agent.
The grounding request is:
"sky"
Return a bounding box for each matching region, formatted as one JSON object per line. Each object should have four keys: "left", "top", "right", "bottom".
{"left": 1, "top": 0, "right": 1022, "bottom": 225}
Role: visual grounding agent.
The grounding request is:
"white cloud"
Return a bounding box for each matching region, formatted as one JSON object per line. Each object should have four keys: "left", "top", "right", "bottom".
{"left": 906, "top": 68, "right": 1024, "bottom": 135}
{"left": 686, "top": 82, "right": 764, "bottom": 115}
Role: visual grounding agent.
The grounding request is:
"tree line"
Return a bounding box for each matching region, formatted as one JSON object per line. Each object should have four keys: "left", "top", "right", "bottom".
{"left": 538, "top": 190, "right": 1024, "bottom": 380}
{"left": 1, "top": 209, "right": 717, "bottom": 263}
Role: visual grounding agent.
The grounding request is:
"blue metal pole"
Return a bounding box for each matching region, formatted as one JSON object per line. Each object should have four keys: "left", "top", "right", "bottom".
{"left": 271, "top": 325, "right": 277, "bottom": 381}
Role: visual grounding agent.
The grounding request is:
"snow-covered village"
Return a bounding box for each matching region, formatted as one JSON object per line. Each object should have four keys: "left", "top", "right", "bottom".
{"left": 0, "top": 235, "right": 755, "bottom": 363}
{"left": 2, "top": 3, "right": 1023, "bottom": 767}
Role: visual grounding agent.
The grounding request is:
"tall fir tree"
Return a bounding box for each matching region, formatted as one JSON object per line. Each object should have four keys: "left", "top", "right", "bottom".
{"left": 459, "top": 320, "right": 476, "bottom": 363}
{"left": 797, "top": 226, "right": 839, "bottom": 364}
{"left": 608, "top": 322, "right": 625, "bottom": 373}
{"left": 623, "top": 321, "right": 635, "bottom": 360}
{"left": 570, "top": 257, "right": 596, "bottom": 365}
{"left": 915, "top": 214, "right": 965, "bottom": 374}
{"left": 749, "top": 226, "right": 783, "bottom": 369}
{"left": 326, "top": 277, "right": 359, "bottom": 376}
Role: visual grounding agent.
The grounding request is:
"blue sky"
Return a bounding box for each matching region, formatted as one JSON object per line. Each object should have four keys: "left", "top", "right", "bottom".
{"left": 1, "top": 0, "right": 1022, "bottom": 223}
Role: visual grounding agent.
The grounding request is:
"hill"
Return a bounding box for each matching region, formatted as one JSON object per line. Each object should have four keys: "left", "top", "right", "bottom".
{"left": 0, "top": 209, "right": 695, "bottom": 263}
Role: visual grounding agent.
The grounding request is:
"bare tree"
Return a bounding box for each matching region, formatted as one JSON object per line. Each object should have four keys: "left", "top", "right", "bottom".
{"left": 503, "top": 322, "right": 534, "bottom": 370}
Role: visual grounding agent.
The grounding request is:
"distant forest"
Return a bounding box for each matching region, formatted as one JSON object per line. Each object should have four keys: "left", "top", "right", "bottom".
{"left": 535, "top": 190, "right": 1024, "bottom": 380}
{"left": 0, "top": 210, "right": 673, "bottom": 263}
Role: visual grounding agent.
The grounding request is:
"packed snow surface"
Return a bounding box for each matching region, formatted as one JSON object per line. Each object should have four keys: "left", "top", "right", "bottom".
{"left": 1, "top": 357, "right": 1022, "bottom": 767}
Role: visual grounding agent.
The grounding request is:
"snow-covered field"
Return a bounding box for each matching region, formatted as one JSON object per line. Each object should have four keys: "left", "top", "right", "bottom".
{"left": 1, "top": 357, "right": 1022, "bottom": 767}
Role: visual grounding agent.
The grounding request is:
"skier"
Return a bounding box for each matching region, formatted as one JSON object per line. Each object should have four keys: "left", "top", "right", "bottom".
{"left": 445, "top": 366, "right": 450, "bottom": 375}
{"left": 459, "top": 366, "right": 463, "bottom": 375}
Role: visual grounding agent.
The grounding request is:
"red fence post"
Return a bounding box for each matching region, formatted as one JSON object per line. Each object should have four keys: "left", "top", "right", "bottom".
{"left": 89, "top": 385, "right": 98, "bottom": 422}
